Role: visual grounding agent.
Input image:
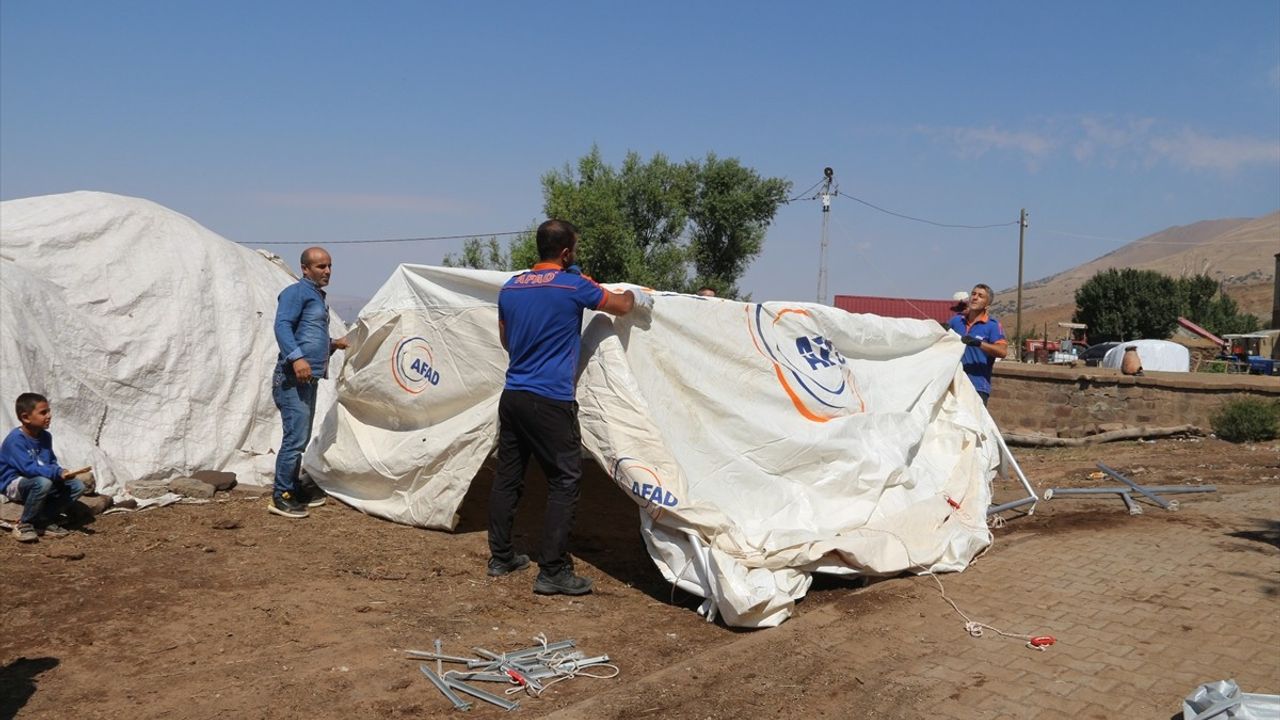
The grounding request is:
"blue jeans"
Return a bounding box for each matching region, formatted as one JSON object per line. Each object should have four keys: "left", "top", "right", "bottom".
{"left": 273, "top": 373, "right": 318, "bottom": 500}
{"left": 13, "top": 475, "right": 85, "bottom": 525}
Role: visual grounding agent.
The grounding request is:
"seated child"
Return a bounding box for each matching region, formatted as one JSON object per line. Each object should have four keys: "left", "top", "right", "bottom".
{"left": 0, "top": 393, "right": 85, "bottom": 543}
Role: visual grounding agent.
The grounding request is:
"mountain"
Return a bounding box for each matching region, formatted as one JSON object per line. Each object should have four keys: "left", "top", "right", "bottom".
{"left": 328, "top": 293, "right": 370, "bottom": 324}
{"left": 992, "top": 212, "right": 1279, "bottom": 338}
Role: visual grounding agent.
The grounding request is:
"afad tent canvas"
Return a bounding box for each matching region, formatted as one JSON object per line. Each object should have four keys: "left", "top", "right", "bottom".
{"left": 305, "top": 264, "right": 999, "bottom": 628}
{"left": 0, "top": 192, "right": 345, "bottom": 496}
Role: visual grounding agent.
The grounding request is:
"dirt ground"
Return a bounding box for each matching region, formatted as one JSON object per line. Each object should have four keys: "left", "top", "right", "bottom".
{"left": 2, "top": 436, "right": 1277, "bottom": 720}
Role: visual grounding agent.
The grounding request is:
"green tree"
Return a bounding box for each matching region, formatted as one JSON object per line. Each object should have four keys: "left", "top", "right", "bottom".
{"left": 1196, "top": 295, "right": 1261, "bottom": 335}
{"left": 1073, "top": 269, "right": 1263, "bottom": 342}
{"left": 1072, "top": 268, "right": 1182, "bottom": 342}
{"left": 686, "top": 154, "right": 791, "bottom": 298}
{"left": 441, "top": 232, "right": 536, "bottom": 271}
{"left": 1173, "top": 273, "right": 1262, "bottom": 336}
{"left": 540, "top": 146, "right": 790, "bottom": 296}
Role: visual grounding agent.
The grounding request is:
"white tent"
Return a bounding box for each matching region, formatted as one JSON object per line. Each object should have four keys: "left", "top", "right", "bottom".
{"left": 0, "top": 192, "right": 345, "bottom": 496}
{"left": 305, "top": 264, "right": 1000, "bottom": 628}
{"left": 1102, "top": 340, "right": 1191, "bottom": 373}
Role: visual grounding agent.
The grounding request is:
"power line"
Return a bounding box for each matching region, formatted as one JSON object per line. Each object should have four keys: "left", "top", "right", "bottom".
{"left": 787, "top": 178, "right": 826, "bottom": 203}
{"left": 247, "top": 230, "right": 527, "bottom": 246}
{"left": 836, "top": 191, "right": 1018, "bottom": 229}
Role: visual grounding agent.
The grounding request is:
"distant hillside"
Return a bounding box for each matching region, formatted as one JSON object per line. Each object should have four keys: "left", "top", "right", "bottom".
{"left": 328, "top": 294, "right": 370, "bottom": 324}
{"left": 992, "top": 212, "right": 1279, "bottom": 337}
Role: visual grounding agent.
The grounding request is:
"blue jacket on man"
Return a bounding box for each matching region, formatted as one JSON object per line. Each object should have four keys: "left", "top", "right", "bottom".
{"left": 274, "top": 277, "right": 331, "bottom": 379}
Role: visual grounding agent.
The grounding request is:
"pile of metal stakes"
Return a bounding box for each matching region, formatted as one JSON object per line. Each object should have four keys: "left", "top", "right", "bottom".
{"left": 405, "top": 637, "right": 615, "bottom": 712}
{"left": 1043, "top": 462, "right": 1217, "bottom": 515}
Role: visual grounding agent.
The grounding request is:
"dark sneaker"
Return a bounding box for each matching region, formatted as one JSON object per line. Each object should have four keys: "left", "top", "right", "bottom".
{"left": 487, "top": 553, "right": 530, "bottom": 577}
{"left": 37, "top": 523, "right": 70, "bottom": 539}
{"left": 268, "top": 494, "right": 309, "bottom": 519}
{"left": 12, "top": 523, "right": 37, "bottom": 543}
{"left": 296, "top": 485, "right": 328, "bottom": 508}
{"left": 533, "top": 568, "right": 593, "bottom": 596}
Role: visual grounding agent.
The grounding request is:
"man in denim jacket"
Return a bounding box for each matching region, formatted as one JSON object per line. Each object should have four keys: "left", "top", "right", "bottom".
{"left": 270, "top": 247, "right": 348, "bottom": 518}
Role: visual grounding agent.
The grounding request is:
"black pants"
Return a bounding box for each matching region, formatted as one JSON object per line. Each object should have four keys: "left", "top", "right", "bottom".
{"left": 488, "top": 389, "right": 582, "bottom": 575}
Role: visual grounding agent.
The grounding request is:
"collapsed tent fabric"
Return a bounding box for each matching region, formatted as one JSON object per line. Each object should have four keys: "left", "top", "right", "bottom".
{"left": 306, "top": 264, "right": 1000, "bottom": 628}
{"left": 0, "top": 191, "right": 345, "bottom": 496}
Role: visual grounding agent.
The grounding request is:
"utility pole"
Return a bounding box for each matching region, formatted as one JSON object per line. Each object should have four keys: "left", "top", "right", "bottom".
{"left": 816, "top": 167, "right": 835, "bottom": 304}
{"left": 1015, "top": 208, "right": 1028, "bottom": 360}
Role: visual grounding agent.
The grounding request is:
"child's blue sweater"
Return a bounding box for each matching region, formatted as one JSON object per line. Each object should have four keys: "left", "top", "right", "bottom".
{"left": 0, "top": 427, "right": 63, "bottom": 494}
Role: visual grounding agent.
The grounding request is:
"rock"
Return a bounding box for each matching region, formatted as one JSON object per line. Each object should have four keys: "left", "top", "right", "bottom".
{"left": 0, "top": 502, "right": 21, "bottom": 523}
{"left": 76, "top": 495, "right": 114, "bottom": 516}
{"left": 387, "top": 677, "right": 412, "bottom": 691}
{"left": 192, "top": 470, "right": 237, "bottom": 492}
{"left": 168, "top": 477, "right": 216, "bottom": 499}
{"left": 45, "top": 547, "right": 85, "bottom": 561}
{"left": 230, "top": 485, "right": 270, "bottom": 499}
{"left": 211, "top": 518, "right": 242, "bottom": 530}
{"left": 128, "top": 481, "right": 171, "bottom": 500}
{"left": 115, "top": 498, "right": 139, "bottom": 510}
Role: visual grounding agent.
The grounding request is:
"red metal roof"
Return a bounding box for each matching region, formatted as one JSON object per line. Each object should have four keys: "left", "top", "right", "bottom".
{"left": 1176, "top": 316, "right": 1224, "bottom": 346}
{"left": 833, "top": 295, "right": 958, "bottom": 325}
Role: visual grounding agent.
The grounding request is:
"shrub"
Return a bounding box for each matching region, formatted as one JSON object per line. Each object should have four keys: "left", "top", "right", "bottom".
{"left": 1211, "top": 398, "right": 1280, "bottom": 443}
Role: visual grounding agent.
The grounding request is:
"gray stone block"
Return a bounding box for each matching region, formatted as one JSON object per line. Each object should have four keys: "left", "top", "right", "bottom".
{"left": 76, "top": 494, "right": 114, "bottom": 515}
{"left": 230, "top": 485, "right": 270, "bottom": 498}
{"left": 168, "top": 477, "right": 216, "bottom": 499}
{"left": 191, "top": 470, "right": 237, "bottom": 491}
{"left": 128, "top": 481, "right": 171, "bottom": 500}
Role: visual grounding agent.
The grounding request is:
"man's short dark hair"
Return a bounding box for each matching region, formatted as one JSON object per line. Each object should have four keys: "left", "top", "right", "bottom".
{"left": 15, "top": 392, "right": 47, "bottom": 420}
{"left": 973, "top": 283, "right": 993, "bottom": 298}
{"left": 536, "top": 220, "right": 579, "bottom": 261}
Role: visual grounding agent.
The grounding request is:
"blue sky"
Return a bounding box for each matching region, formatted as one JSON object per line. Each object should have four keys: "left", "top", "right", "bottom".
{"left": 3, "top": 1, "right": 1278, "bottom": 307}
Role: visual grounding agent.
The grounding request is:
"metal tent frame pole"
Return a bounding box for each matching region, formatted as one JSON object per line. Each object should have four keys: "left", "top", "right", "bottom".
{"left": 987, "top": 428, "right": 1039, "bottom": 516}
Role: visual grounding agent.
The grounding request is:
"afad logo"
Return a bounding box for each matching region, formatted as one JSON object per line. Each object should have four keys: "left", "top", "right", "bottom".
{"left": 746, "top": 304, "right": 865, "bottom": 423}
{"left": 613, "top": 456, "right": 678, "bottom": 521}
{"left": 391, "top": 336, "right": 442, "bottom": 394}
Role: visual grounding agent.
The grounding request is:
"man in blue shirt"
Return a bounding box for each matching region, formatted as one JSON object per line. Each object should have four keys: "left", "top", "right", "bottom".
{"left": 947, "top": 283, "right": 1008, "bottom": 405}
{"left": 488, "top": 219, "right": 652, "bottom": 596}
{"left": 270, "top": 246, "right": 348, "bottom": 519}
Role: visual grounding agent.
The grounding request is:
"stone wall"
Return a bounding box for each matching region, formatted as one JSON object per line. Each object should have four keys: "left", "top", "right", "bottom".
{"left": 987, "top": 363, "right": 1280, "bottom": 436}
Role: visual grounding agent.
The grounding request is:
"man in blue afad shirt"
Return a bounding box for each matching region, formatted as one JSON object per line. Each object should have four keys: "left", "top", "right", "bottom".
{"left": 270, "top": 246, "right": 348, "bottom": 519}
{"left": 947, "top": 283, "right": 1008, "bottom": 405}
{"left": 488, "top": 219, "right": 652, "bottom": 596}
{"left": 0, "top": 393, "right": 87, "bottom": 542}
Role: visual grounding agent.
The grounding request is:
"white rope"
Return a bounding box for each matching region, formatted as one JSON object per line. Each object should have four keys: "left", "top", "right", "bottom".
{"left": 495, "top": 634, "right": 622, "bottom": 698}
{"left": 927, "top": 574, "right": 1047, "bottom": 651}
